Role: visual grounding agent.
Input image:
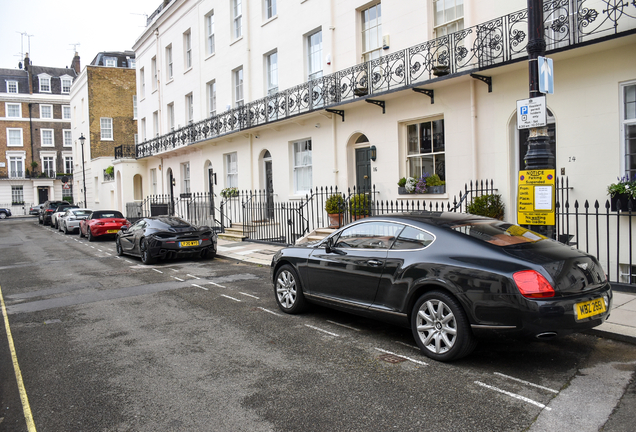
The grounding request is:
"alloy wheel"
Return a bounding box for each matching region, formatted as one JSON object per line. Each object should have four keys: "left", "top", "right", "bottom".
{"left": 415, "top": 299, "right": 457, "bottom": 355}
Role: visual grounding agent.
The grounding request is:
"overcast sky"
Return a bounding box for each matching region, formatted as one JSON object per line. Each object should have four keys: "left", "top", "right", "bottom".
{"left": 0, "top": 0, "right": 161, "bottom": 70}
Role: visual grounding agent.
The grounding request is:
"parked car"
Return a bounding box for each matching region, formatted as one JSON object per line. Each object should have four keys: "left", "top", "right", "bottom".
{"left": 270, "top": 212, "right": 613, "bottom": 362}
{"left": 0, "top": 208, "right": 11, "bottom": 219}
{"left": 79, "top": 210, "right": 130, "bottom": 241}
{"left": 29, "top": 204, "right": 43, "bottom": 215}
{"left": 59, "top": 208, "right": 92, "bottom": 234}
{"left": 38, "top": 200, "right": 70, "bottom": 225}
{"left": 115, "top": 216, "right": 217, "bottom": 264}
{"left": 51, "top": 205, "right": 79, "bottom": 229}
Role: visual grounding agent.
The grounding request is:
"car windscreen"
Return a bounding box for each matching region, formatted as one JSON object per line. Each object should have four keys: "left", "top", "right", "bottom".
{"left": 155, "top": 217, "right": 192, "bottom": 228}
{"left": 449, "top": 221, "right": 547, "bottom": 246}
{"left": 73, "top": 210, "right": 92, "bottom": 216}
{"left": 92, "top": 211, "right": 124, "bottom": 219}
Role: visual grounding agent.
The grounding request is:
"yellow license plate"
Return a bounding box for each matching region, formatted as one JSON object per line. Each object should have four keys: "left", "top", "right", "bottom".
{"left": 107, "top": 229, "right": 118, "bottom": 234}
{"left": 180, "top": 240, "right": 200, "bottom": 247}
{"left": 575, "top": 298, "right": 606, "bottom": 320}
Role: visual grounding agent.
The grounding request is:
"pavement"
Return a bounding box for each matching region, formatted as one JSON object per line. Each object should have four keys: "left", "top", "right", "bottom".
{"left": 216, "top": 237, "right": 636, "bottom": 346}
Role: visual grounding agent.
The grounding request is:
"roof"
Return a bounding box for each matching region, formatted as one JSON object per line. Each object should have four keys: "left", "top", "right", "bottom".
{"left": 89, "top": 51, "right": 136, "bottom": 68}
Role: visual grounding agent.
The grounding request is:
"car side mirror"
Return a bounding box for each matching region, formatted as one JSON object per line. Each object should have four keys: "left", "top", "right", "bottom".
{"left": 120, "top": 226, "right": 129, "bottom": 233}
{"left": 325, "top": 237, "right": 345, "bottom": 255}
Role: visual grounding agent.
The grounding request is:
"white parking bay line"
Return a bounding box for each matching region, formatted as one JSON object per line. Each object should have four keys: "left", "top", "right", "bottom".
{"left": 475, "top": 381, "right": 551, "bottom": 411}
{"left": 305, "top": 324, "right": 339, "bottom": 337}
{"left": 152, "top": 268, "right": 163, "bottom": 274}
{"left": 326, "top": 320, "right": 360, "bottom": 331}
{"left": 220, "top": 294, "right": 241, "bottom": 302}
{"left": 239, "top": 292, "right": 259, "bottom": 299}
{"left": 172, "top": 276, "right": 184, "bottom": 282}
{"left": 186, "top": 274, "right": 200, "bottom": 279}
{"left": 374, "top": 348, "right": 428, "bottom": 366}
{"left": 494, "top": 372, "right": 559, "bottom": 394}
{"left": 206, "top": 281, "right": 226, "bottom": 288}
{"left": 192, "top": 284, "right": 208, "bottom": 291}
{"left": 258, "top": 307, "right": 282, "bottom": 316}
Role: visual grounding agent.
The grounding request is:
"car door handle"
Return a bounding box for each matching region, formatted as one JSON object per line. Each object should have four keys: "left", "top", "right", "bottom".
{"left": 367, "top": 260, "right": 383, "bottom": 267}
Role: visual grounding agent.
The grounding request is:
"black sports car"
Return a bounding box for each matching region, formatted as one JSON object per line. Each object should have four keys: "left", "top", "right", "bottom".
{"left": 116, "top": 216, "right": 217, "bottom": 265}
{"left": 270, "top": 212, "right": 612, "bottom": 362}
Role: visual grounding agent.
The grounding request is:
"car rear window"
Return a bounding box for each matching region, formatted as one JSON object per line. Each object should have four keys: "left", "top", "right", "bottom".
{"left": 73, "top": 210, "right": 92, "bottom": 216}
{"left": 450, "top": 221, "right": 547, "bottom": 246}
{"left": 93, "top": 211, "right": 124, "bottom": 219}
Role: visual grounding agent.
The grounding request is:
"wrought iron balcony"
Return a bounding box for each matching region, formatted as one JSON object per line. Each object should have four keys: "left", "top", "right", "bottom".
{"left": 115, "top": 144, "right": 137, "bottom": 159}
{"left": 136, "top": 0, "right": 636, "bottom": 159}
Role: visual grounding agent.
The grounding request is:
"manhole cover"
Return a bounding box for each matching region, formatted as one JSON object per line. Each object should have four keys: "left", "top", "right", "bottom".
{"left": 378, "top": 354, "right": 407, "bottom": 364}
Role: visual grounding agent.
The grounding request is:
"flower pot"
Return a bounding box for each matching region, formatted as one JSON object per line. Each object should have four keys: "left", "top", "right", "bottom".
{"left": 327, "top": 213, "right": 343, "bottom": 228}
{"left": 398, "top": 187, "right": 408, "bottom": 195}
{"left": 611, "top": 194, "right": 634, "bottom": 212}
{"left": 427, "top": 185, "right": 445, "bottom": 194}
{"left": 432, "top": 65, "right": 450, "bottom": 77}
{"left": 352, "top": 214, "right": 368, "bottom": 221}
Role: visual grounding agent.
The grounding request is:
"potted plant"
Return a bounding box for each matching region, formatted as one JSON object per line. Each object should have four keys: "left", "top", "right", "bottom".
{"left": 404, "top": 177, "right": 417, "bottom": 194}
{"left": 607, "top": 176, "right": 636, "bottom": 211}
{"left": 425, "top": 174, "right": 446, "bottom": 194}
{"left": 105, "top": 165, "right": 114, "bottom": 177}
{"left": 397, "top": 177, "right": 407, "bottom": 195}
{"left": 349, "top": 193, "right": 370, "bottom": 220}
{"left": 325, "top": 193, "right": 345, "bottom": 228}
{"left": 467, "top": 194, "right": 505, "bottom": 220}
{"left": 220, "top": 187, "right": 239, "bottom": 198}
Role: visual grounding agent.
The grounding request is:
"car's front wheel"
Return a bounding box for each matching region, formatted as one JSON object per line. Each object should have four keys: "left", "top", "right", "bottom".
{"left": 0, "top": 213, "right": 7, "bottom": 219}
{"left": 79, "top": 227, "right": 84, "bottom": 238}
{"left": 116, "top": 238, "right": 124, "bottom": 256}
{"left": 411, "top": 291, "right": 476, "bottom": 362}
{"left": 140, "top": 238, "right": 156, "bottom": 265}
{"left": 274, "top": 265, "right": 307, "bottom": 314}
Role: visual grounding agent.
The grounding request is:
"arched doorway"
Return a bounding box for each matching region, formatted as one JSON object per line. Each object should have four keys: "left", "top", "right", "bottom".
{"left": 262, "top": 150, "right": 274, "bottom": 219}
{"left": 133, "top": 174, "right": 143, "bottom": 201}
{"left": 354, "top": 134, "right": 372, "bottom": 192}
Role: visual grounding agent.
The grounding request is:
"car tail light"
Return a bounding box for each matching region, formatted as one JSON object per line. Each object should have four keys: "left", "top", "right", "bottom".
{"left": 513, "top": 270, "right": 555, "bottom": 298}
{"left": 95, "top": 222, "right": 105, "bottom": 226}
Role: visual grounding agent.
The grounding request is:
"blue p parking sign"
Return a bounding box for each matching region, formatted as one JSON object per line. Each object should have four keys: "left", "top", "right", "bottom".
{"left": 520, "top": 106, "right": 528, "bottom": 115}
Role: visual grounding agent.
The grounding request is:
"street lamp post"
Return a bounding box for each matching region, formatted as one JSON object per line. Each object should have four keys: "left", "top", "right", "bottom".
{"left": 79, "top": 133, "right": 87, "bottom": 206}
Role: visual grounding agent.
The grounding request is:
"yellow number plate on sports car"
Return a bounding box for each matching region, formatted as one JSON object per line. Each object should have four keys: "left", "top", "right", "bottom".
{"left": 575, "top": 298, "right": 606, "bottom": 320}
{"left": 107, "top": 229, "right": 118, "bottom": 234}
{"left": 180, "top": 240, "right": 200, "bottom": 247}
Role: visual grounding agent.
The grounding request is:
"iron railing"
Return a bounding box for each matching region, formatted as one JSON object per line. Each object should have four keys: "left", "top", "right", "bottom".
{"left": 134, "top": 0, "right": 636, "bottom": 159}
{"left": 115, "top": 145, "right": 137, "bottom": 160}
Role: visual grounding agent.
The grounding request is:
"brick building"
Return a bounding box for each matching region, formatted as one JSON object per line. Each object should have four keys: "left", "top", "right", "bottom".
{"left": 70, "top": 51, "right": 137, "bottom": 209}
{"left": 0, "top": 54, "right": 79, "bottom": 211}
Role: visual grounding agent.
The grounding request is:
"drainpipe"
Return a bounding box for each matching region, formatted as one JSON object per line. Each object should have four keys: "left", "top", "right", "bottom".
{"left": 244, "top": 0, "right": 251, "bottom": 103}
{"left": 332, "top": 115, "right": 338, "bottom": 186}
{"left": 28, "top": 103, "right": 35, "bottom": 168}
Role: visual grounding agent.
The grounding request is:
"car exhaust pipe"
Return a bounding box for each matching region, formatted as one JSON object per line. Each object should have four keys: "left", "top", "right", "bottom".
{"left": 535, "top": 332, "right": 558, "bottom": 340}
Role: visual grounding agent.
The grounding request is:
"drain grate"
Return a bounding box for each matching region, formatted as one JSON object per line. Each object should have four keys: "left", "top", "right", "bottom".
{"left": 378, "top": 353, "right": 407, "bottom": 364}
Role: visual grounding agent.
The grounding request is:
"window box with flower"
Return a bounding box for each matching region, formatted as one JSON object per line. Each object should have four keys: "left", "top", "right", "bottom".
{"left": 607, "top": 175, "right": 636, "bottom": 211}
{"left": 220, "top": 187, "right": 239, "bottom": 199}
{"left": 397, "top": 173, "right": 445, "bottom": 195}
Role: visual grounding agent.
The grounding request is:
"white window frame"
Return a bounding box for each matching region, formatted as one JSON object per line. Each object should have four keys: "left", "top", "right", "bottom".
{"left": 64, "top": 155, "right": 74, "bottom": 174}
{"left": 206, "top": 12, "right": 215, "bottom": 56}
{"left": 265, "top": 0, "right": 277, "bottom": 20}
{"left": 7, "top": 128, "right": 23, "bottom": 147}
{"left": 225, "top": 152, "right": 238, "bottom": 188}
{"left": 140, "top": 68, "right": 146, "bottom": 98}
{"left": 151, "top": 56, "right": 158, "bottom": 91}
{"left": 207, "top": 81, "right": 217, "bottom": 116}
{"left": 104, "top": 57, "right": 117, "bottom": 67}
{"left": 167, "top": 102, "right": 175, "bottom": 130}
{"left": 8, "top": 153, "right": 25, "bottom": 179}
{"left": 38, "top": 74, "right": 51, "bottom": 93}
{"left": 6, "top": 80, "right": 18, "bottom": 93}
{"left": 266, "top": 51, "right": 278, "bottom": 95}
{"left": 153, "top": 111, "right": 159, "bottom": 137}
{"left": 233, "top": 67, "right": 244, "bottom": 107}
{"left": 233, "top": 0, "right": 243, "bottom": 39}
{"left": 61, "top": 77, "right": 72, "bottom": 93}
{"left": 181, "top": 162, "right": 191, "bottom": 193}
{"left": 11, "top": 185, "right": 24, "bottom": 204}
{"left": 62, "top": 105, "right": 71, "bottom": 120}
{"left": 166, "top": 45, "right": 173, "bottom": 80}
{"left": 6, "top": 102, "right": 21, "bottom": 118}
{"left": 361, "top": 2, "right": 382, "bottom": 62}
{"left": 100, "top": 117, "right": 113, "bottom": 140}
{"left": 40, "top": 104, "right": 53, "bottom": 119}
{"left": 150, "top": 168, "right": 158, "bottom": 195}
{"left": 433, "top": 0, "right": 464, "bottom": 38}
{"left": 141, "top": 118, "right": 146, "bottom": 141}
{"left": 41, "top": 129, "right": 54, "bottom": 147}
{"left": 63, "top": 129, "right": 72, "bottom": 147}
{"left": 622, "top": 81, "right": 636, "bottom": 179}
{"left": 42, "top": 154, "right": 56, "bottom": 177}
{"left": 133, "top": 95, "right": 138, "bottom": 119}
{"left": 129, "top": 59, "right": 136, "bottom": 69}
{"left": 184, "top": 29, "right": 192, "bottom": 70}
{"left": 186, "top": 93, "right": 194, "bottom": 123}
{"left": 307, "top": 30, "right": 323, "bottom": 80}
{"left": 405, "top": 117, "right": 446, "bottom": 182}
{"left": 293, "top": 139, "right": 312, "bottom": 194}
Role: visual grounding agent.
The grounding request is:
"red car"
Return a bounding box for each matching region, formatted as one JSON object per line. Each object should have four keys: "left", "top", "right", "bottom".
{"left": 79, "top": 210, "right": 130, "bottom": 242}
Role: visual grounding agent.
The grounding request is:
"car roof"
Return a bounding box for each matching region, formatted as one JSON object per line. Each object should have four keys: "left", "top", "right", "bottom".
{"left": 366, "top": 211, "right": 492, "bottom": 227}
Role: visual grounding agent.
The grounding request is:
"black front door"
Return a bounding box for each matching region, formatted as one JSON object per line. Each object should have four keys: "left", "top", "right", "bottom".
{"left": 265, "top": 160, "right": 274, "bottom": 219}
{"left": 355, "top": 147, "right": 372, "bottom": 192}
{"left": 38, "top": 187, "right": 48, "bottom": 204}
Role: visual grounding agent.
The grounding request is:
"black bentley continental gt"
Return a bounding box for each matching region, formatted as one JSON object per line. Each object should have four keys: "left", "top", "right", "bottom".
{"left": 116, "top": 216, "right": 217, "bottom": 265}
{"left": 270, "top": 212, "right": 612, "bottom": 362}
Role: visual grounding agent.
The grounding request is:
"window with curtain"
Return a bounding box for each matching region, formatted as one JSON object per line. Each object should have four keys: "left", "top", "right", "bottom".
{"left": 293, "top": 139, "right": 312, "bottom": 193}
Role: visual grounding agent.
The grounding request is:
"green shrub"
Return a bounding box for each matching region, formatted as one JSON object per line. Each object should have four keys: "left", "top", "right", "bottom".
{"left": 349, "top": 193, "right": 370, "bottom": 216}
{"left": 397, "top": 177, "right": 407, "bottom": 187}
{"left": 325, "top": 194, "right": 345, "bottom": 214}
{"left": 466, "top": 194, "right": 505, "bottom": 220}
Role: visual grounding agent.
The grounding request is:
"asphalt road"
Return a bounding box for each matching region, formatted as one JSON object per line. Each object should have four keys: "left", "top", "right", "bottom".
{"left": 1, "top": 218, "right": 636, "bottom": 432}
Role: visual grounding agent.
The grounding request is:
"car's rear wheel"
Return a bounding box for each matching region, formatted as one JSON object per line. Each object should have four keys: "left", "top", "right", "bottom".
{"left": 0, "top": 213, "right": 6, "bottom": 219}
{"left": 140, "top": 238, "right": 156, "bottom": 264}
{"left": 411, "top": 291, "right": 476, "bottom": 362}
{"left": 87, "top": 229, "right": 94, "bottom": 242}
{"left": 274, "top": 265, "right": 307, "bottom": 314}
{"left": 62, "top": 223, "right": 68, "bottom": 235}
{"left": 199, "top": 248, "right": 216, "bottom": 260}
{"left": 115, "top": 238, "right": 124, "bottom": 256}
{"left": 38, "top": 215, "right": 43, "bottom": 224}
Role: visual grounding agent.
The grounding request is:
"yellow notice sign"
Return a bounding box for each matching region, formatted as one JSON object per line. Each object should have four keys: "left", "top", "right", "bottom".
{"left": 517, "top": 169, "right": 555, "bottom": 225}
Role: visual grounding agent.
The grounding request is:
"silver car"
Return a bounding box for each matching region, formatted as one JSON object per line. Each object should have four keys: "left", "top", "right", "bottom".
{"left": 59, "top": 208, "right": 92, "bottom": 234}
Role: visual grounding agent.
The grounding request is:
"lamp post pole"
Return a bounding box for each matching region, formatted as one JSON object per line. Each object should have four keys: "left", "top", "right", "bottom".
{"left": 79, "top": 133, "right": 87, "bottom": 206}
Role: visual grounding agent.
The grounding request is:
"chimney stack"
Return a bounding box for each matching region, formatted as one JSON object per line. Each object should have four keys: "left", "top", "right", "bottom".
{"left": 71, "top": 51, "right": 81, "bottom": 74}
